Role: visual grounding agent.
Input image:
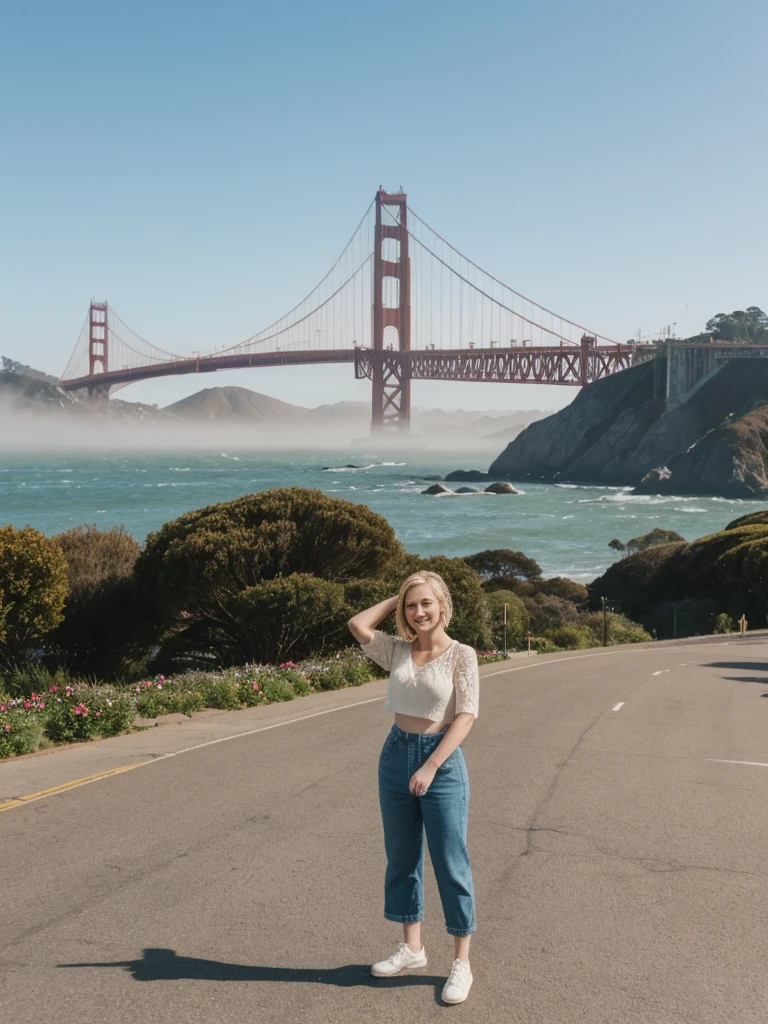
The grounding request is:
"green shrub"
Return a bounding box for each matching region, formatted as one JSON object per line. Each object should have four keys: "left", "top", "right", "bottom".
{"left": 531, "top": 636, "right": 558, "bottom": 654}
{"left": 545, "top": 624, "right": 598, "bottom": 649}
{"left": 134, "top": 488, "right": 402, "bottom": 668}
{"left": 0, "top": 663, "right": 74, "bottom": 700}
{"left": 0, "top": 525, "right": 69, "bottom": 665}
{"left": 229, "top": 574, "right": 347, "bottom": 664}
{"left": 484, "top": 589, "right": 529, "bottom": 648}
{"left": 522, "top": 593, "right": 579, "bottom": 634}
{"left": 0, "top": 709, "right": 44, "bottom": 757}
{"left": 712, "top": 612, "right": 736, "bottom": 634}
{"left": 578, "top": 611, "right": 652, "bottom": 645}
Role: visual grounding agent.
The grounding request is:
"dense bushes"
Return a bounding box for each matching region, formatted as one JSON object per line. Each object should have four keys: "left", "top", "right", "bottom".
{"left": 50, "top": 525, "right": 144, "bottom": 677}
{"left": 134, "top": 488, "right": 403, "bottom": 668}
{"left": 589, "top": 510, "right": 768, "bottom": 637}
{"left": 0, "top": 525, "right": 69, "bottom": 666}
{"left": 2, "top": 488, "right": 688, "bottom": 695}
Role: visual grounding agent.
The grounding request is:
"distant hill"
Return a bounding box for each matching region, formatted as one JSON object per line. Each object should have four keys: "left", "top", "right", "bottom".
{"left": 0, "top": 360, "right": 556, "bottom": 443}
{"left": 163, "top": 386, "right": 308, "bottom": 422}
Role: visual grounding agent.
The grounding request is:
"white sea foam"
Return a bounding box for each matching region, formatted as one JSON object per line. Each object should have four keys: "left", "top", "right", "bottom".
{"left": 322, "top": 461, "right": 406, "bottom": 472}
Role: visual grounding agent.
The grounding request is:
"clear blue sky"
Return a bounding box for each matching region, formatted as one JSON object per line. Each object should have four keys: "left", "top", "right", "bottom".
{"left": 2, "top": 0, "right": 765, "bottom": 412}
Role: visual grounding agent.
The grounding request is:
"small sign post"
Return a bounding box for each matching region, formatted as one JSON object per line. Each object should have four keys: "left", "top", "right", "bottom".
{"left": 526, "top": 631, "right": 531, "bottom": 657}
{"left": 739, "top": 614, "right": 747, "bottom": 636}
{"left": 503, "top": 603, "right": 508, "bottom": 658}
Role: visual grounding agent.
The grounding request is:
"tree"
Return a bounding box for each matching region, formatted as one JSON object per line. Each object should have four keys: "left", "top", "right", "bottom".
{"left": 521, "top": 593, "right": 579, "bottom": 634}
{"left": 624, "top": 529, "right": 686, "bottom": 556}
{"left": 534, "top": 576, "right": 589, "bottom": 607}
{"left": 704, "top": 307, "right": 768, "bottom": 343}
{"left": 464, "top": 549, "right": 542, "bottom": 590}
{"left": 134, "top": 488, "right": 403, "bottom": 667}
{"left": 0, "top": 526, "right": 69, "bottom": 666}
{"left": 608, "top": 538, "right": 625, "bottom": 554}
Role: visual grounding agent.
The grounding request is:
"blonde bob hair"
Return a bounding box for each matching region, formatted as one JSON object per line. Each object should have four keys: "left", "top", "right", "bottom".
{"left": 395, "top": 571, "right": 453, "bottom": 642}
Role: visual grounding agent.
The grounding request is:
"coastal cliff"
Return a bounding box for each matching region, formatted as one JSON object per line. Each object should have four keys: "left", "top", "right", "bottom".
{"left": 488, "top": 358, "right": 768, "bottom": 497}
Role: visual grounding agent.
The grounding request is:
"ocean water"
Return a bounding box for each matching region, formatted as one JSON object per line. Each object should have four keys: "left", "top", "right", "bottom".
{"left": 1, "top": 448, "right": 764, "bottom": 582}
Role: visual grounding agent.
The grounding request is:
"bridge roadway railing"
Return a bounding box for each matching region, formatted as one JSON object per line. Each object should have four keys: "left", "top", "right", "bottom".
{"left": 355, "top": 344, "right": 653, "bottom": 387}
{"left": 59, "top": 343, "right": 656, "bottom": 395}
{"left": 59, "top": 349, "right": 356, "bottom": 393}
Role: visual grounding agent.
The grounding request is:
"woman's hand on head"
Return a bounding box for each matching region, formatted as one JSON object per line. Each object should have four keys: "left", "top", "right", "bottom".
{"left": 347, "top": 595, "right": 399, "bottom": 643}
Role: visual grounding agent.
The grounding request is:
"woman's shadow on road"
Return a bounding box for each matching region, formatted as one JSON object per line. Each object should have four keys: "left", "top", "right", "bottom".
{"left": 58, "top": 946, "right": 442, "bottom": 992}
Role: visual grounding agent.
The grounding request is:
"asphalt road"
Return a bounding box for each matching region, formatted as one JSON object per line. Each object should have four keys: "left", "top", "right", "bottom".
{"left": 2, "top": 637, "right": 767, "bottom": 1024}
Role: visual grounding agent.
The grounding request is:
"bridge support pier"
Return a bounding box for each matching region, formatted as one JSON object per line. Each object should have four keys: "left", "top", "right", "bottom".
{"left": 371, "top": 189, "right": 411, "bottom": 431}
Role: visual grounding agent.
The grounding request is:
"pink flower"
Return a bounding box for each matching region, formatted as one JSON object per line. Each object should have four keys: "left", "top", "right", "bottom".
{"left": 158, "top": 676, "right": 165, "bottom": 683}
{"left": 0, "top": 705, "right": 6, "bottom": 713}
{"left": 49, "top": 685, "right": 59, "bottom": 693}
{"left": 4, "top": 724, "right": 10, "bottom": 733}
{"left": 23, "top": 701, "right": 31, "bottom": 710}
{"left": 134, "top": 685, "right": 141, "bottom": 694}
{"left": 38, "top": 702, "right": 46, "bottom": 710}
{"left": 95, "top": 711, "right": 102, "bottom": 718}
{"left": 31, "top": 693, "right": 38, "bottom": 701}
{"left": 157, "top": 684, "right": 162, "bottom": 690}
{"left": 252, "top": 682, "right": 260, "bottom": 692}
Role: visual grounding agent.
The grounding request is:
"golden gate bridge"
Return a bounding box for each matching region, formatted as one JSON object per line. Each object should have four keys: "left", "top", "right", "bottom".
{"left": 60, "top": 189, "right": 653, "bottom": 430}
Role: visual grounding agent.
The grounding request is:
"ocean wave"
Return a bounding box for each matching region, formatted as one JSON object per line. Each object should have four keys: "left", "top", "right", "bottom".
{"left": 575, "top": 491, "right": 702, "bottom": 505}
{"left": 555, "top": 483, "right": 578, "bottom": 489}
{"left": 321, "top": 461, "right": 407, "bottom": 472}
{"left": 219, "top": 453, "right": 240, "bottom": 460}
{"left": 170, "top": 467, "right": 191, "bottom": 472}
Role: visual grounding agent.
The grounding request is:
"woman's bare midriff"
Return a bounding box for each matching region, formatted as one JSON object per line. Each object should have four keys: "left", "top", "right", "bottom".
{"left": 394, "top": 712, "right": 451, "bottom": 735}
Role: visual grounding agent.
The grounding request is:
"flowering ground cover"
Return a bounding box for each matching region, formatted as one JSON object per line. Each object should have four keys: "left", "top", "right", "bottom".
{"left": 0, "top": 648, "right": 517, "bottom": 761}
{"left": 0, "top": 651, "right": 386, "bottom": 760}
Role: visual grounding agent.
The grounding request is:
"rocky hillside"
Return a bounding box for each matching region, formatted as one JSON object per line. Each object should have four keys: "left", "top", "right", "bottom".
{"left": 488, "top": 358, "right": 768, "bottom": 498}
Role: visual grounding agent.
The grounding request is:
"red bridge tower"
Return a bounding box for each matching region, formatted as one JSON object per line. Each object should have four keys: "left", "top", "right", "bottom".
{"left": 371, "top": 189, "right": 411, "bottom": 430}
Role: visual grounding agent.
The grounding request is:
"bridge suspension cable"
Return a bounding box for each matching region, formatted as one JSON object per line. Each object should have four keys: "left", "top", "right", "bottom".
{"left": 381, "top": 202, "right": 614, "bottom": 349}
{"left": 218, "top": 200, "right": 376, "bottom": 356}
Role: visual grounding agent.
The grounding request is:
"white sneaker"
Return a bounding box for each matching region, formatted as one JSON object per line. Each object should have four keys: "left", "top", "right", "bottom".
{"left": 371, "top": 941, "right": 428, "bottom": 977}
{"left": 442, "top": 958, "right": 473, "bottom": 1004}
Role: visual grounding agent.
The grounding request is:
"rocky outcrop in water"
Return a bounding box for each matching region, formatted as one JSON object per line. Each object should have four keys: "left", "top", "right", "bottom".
{"left": 484, "top": 482, "right": 519, "bottom": 494}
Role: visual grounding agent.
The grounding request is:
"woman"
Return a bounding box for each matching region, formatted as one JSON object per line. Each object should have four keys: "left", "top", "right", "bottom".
{"left": 347, "top": 570, "right": 479, "bottom": 1005}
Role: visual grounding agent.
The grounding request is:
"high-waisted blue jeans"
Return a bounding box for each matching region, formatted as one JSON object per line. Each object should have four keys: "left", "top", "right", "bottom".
{"left": 377, "top": 723, "right": 476, "bottom": 937}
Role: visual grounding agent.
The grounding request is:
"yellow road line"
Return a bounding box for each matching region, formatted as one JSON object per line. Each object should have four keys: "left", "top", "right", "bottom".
{"left": 0, "top": 761, "right": 150, "bottom": 814}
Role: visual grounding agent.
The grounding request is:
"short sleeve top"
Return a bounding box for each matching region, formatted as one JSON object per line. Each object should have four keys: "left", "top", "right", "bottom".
{"left": 360, "top": 630, "right": 479, "bottom": 722}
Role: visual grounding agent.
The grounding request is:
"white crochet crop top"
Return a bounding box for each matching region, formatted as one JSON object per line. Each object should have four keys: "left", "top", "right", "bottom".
{"left": 360, "top": 630, "right": 479, "bottom": 722}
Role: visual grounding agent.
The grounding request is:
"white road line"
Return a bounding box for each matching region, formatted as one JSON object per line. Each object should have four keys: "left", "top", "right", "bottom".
{"left": 612, "top": 702, "right": 625, "bottom": 711}
{"left": 707, "top": 759, "right": 768, "bottom": 768}
{"left": 652, "top": 670, "right": 669, "bottom": 676}
{"left": 146, "top": 695, "right": 387, "bottom": 764}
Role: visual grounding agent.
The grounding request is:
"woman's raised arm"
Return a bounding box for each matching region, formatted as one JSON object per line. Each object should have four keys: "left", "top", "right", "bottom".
{"left": 347, "top": 595, "right": 399, "bottom": 645}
